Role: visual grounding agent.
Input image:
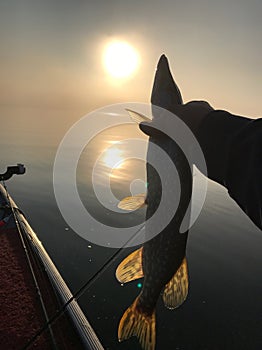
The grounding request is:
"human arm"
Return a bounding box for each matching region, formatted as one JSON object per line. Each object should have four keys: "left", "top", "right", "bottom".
{"left": 166, "top": 102, "right": 262, "bottom": 231}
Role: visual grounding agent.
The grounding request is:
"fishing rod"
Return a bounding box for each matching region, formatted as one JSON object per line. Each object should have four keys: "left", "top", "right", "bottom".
{"left": 21, "top": 220, "right": 145, "bottom": 350}
{"left": 0, "top": 165, "right": 58, "bottom": 350}
{"left": 1, "top": 164, "right": 145, "bottom": 349}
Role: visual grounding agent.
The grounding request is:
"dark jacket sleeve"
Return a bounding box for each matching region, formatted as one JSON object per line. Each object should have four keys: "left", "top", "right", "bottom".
{"left": 196, "top": 110, "right": 262, "bottom": 231}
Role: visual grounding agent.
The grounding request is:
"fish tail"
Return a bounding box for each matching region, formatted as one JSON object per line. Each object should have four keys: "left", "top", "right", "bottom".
{"left": 118, "top": 297, "right": 156, "bottom": 350}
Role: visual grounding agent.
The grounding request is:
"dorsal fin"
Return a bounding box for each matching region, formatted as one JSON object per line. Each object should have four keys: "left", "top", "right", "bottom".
{"left": 116, "top": 247, "right": 143, "bottom": 283}
{"left": 162, "top": 257, "right": 189, "bottom": 309}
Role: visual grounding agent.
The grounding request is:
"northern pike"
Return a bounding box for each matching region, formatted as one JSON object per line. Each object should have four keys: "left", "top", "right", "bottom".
{"left": 116, "top": 55, "right": 193, "bottom": 350}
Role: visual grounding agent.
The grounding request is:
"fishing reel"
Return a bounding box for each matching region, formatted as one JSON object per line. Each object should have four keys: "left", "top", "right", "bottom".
{"left": 0, "top": 164, "right": 26, "bottom": 181}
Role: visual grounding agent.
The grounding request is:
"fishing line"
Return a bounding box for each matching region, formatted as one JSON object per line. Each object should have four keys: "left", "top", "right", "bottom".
{"left": 21, "top": 220, "right": 145, "bottom": 350}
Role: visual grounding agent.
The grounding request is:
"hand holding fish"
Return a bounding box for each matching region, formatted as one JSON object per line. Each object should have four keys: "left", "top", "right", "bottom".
{"left": 138, "top": 100, "right": 213, "bottom": 139}
{"left": 151, "top": 54, "right": 261, "bottom": 231}
{"left": 168, "top": 100, "right": 214, "bottom": 135}
{"left": 116, "top": 53, "right": 261, "bottom": 350}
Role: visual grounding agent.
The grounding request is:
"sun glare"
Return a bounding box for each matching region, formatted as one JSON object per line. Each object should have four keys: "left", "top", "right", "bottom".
{"left": 103, "top": 41, "right": 139, "bottom": 79}
{"left": 103, "top": 147, "right": 123, "bottom": 169}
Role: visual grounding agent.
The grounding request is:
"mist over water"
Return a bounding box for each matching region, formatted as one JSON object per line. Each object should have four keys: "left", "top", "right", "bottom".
{"left": 1, "top": 105, "right": 261, "bottom": 349}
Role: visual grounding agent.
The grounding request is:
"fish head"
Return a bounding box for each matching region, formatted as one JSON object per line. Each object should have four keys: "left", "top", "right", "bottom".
{"left": 140, "top": 53, "right": 183, "bottom": 144}
{"left": 151, "top": 54, "right": 183, "bottom": 109}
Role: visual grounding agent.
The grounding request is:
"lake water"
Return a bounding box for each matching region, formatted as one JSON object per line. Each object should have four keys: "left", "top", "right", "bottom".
{"left": 1, "top": 105, "right": 261, "bottom": 350}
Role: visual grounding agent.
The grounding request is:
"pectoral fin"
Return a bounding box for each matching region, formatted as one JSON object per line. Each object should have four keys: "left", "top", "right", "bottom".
{"left": 126, "top": 109, "right": 162, "bottom": 138}
{"left": 163, "top": 257, "right": 189, "bottom": 309}
{"left": 126, "top": 109, "right": 152, "bottom": 124}
{"left": 118, "top": 193, "right": 146, "bottom": 211}
{"left": 116, "top": 247, "right": 143, "bottom": 283}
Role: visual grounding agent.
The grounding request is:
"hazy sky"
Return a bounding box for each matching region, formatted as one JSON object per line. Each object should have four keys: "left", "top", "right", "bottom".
{"left": 0, "top": 0, "right": 261, "bottom": 117}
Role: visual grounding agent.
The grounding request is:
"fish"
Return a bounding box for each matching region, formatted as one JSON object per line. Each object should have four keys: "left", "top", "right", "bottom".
{"left": 116, "top": 55, "right": 193, "bottom": 350}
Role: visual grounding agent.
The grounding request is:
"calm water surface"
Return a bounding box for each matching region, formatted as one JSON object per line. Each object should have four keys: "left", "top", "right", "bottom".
{"left": 1, "top": 106, "right": 261, "bottom": 350}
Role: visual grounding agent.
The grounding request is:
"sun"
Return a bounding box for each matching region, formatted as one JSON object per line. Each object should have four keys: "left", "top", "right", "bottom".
{"left": 103, "top": 41, "right": 139, "bottom": 79}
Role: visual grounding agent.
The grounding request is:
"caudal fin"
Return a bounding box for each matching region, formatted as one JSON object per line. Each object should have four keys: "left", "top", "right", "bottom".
{"left": 118, "top": 297, "right": 156, "bottom": 350}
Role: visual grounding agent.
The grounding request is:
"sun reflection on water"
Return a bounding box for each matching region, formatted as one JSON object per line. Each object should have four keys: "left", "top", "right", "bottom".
{"left": 102, "top": 146, "right": 124, "bottom": 169}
